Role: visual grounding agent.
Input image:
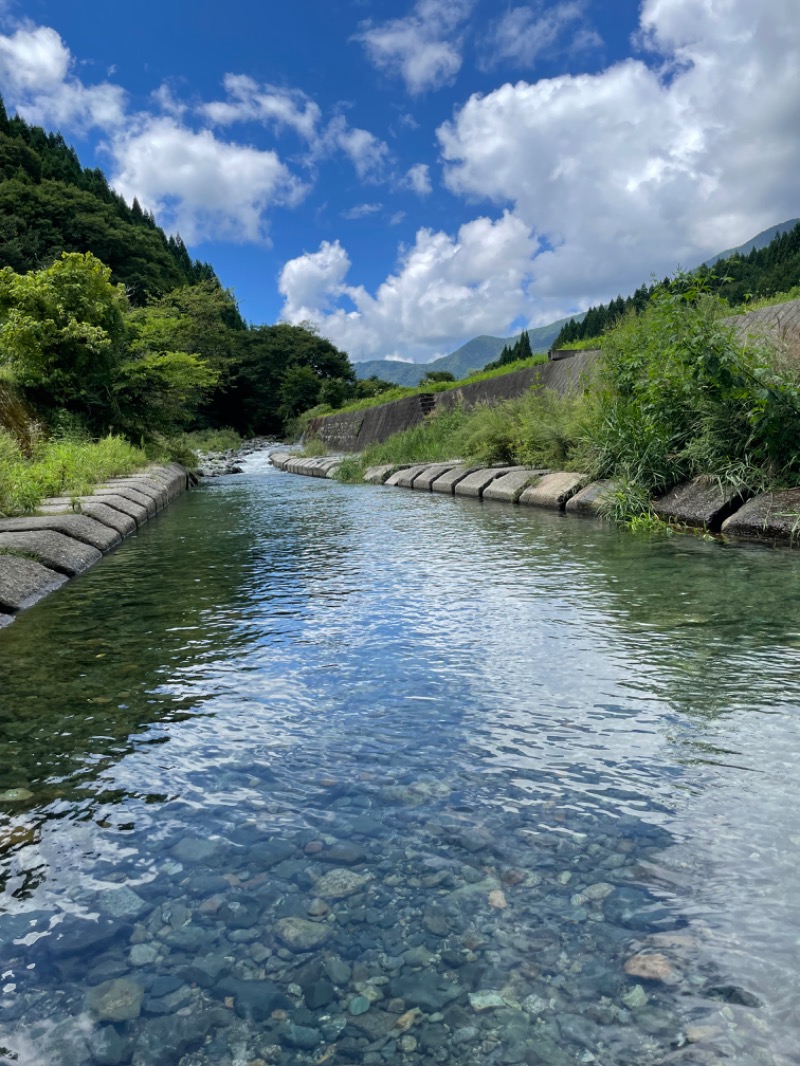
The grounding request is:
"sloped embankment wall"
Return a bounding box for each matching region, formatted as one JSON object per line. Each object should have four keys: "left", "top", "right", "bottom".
{"left": 306, "top": 350, "right": 599, "bottom": 452}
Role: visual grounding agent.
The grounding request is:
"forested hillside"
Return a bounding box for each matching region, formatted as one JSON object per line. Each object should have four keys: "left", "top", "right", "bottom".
{"left": 0, "top": 100, "right": 215, "bottom": 303}
{"left": 0, "top": 98, "right": 364, "bottom": 443}
{"left": 554, "top": 222, "right": 800, "bottom": 348}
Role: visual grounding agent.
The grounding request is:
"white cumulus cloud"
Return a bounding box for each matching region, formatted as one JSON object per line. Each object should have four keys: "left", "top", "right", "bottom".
{"left": 110, "top": 117, "right": 306, "bottom": 244}
{"left": 438, "top": 0, "right": 800, "bottom": 313}
{"left": 0, "top": 24, "right": 126, "bottom": 131}
{"left": 356, "top": 0, "right": 475, "bottom": 94}
{"left": 201, "top": 75, "right": 390, "bottom": 181}
{"left": 202, "top": 75, "right": 322, "bottom": 141}
{"left": 342, "top": 202, "right": 383, "bottom": 220}
{"left": 404, "top": 163, "right": 432, "bottom": 196}
{"left": 279, "top": 213, "right": 539, "bottom": 361}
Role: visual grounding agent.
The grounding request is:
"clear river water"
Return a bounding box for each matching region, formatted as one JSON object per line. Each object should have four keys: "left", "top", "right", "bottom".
{"left": 1, "top": 452, "right": 800, "bottom": 1066}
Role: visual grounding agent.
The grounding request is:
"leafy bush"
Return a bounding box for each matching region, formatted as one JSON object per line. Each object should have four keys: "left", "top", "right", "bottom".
{"left": 589, "top": 277, "right": 800, "bottom": 512}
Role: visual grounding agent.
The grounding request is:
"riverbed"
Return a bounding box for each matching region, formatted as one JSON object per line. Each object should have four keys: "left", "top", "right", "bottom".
{"left": 1, "top": 451, "right": 799, "bottom": 1065}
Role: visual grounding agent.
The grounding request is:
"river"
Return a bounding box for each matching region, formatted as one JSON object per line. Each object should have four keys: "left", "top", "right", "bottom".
{"left": 1, "top": 452, "right": 799, "bottom": 1066}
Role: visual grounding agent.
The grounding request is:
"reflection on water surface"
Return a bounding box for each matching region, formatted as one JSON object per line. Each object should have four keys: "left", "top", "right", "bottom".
{"left": 1, "top": 453, "right": 799, "bottom": 1065}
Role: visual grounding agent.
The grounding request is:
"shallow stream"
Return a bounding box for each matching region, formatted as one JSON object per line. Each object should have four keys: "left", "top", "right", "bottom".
{"left": 1, "top": 454, "right": 800, "bottom": 1065}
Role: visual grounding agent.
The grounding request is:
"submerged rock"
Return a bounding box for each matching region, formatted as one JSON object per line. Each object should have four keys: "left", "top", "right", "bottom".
{"left": 315, "top": 867, "right": 371, "bottom": 900}
{"left": 624, "top": 952, "right": 676, "bottom": 983}
{"left": 85, "top": 978, "right": 144, "bottom": 1022}
{"left": 274, "top": 916, "right": 332, "bottom": 952}
{"left": 389, "top": 972, "right": 463, "bottom": 1011}
{"left": 97, "top": 887, "right": 149, "bottom": 920}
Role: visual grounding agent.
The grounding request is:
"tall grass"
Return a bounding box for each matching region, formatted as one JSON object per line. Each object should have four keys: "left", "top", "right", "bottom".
{"left": 0, "top": 430, "right": 148, "bottom": 516}
{"left": 589, "top": 279, "right": 800, "bottom": 518}
{"left": 335, "top": 389, "right": 593, "bottom": 482}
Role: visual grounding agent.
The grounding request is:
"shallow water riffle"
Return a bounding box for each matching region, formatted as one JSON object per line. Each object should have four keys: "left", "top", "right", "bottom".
{"left": 1, "top": 451, "right": 800, "bottom": 1065}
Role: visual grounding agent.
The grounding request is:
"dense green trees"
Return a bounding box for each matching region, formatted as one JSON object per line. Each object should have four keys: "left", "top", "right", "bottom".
{"left": 0, "top": 252, "right": 356, "bottom": 441}
{"left": 0, "top": 99, "right": 215, "bottom": 302}
{"left": 219, "top": 322, "right": 355, "bottom": 432}
{"left": 0, "top": 97, "right": 359, "bottom": 443}
{"left": 0, "top": 253, "right": 218, "bottom": 436}
{"left": 483, "top": 329, "right": 534, "bottom": 371}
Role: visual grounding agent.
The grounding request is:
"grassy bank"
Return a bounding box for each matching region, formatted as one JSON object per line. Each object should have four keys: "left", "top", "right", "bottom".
{"left": 0, "top": 430, "right": 150, "bottom": 516}
{"left": 335, "top": 282, "right": 800, "bottom": 521}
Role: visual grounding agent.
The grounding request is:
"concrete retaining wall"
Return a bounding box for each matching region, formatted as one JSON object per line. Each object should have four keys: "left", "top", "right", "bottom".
{"left": 0, "top": 463, "right": 190, "bottom": 629}
{"left": 306, "top": 351, "right": 599, "bottom": 452}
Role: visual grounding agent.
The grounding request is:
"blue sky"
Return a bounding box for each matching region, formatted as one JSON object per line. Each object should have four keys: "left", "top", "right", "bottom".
{"left": 0, "top": 0, "right": 798, "bottom": 363}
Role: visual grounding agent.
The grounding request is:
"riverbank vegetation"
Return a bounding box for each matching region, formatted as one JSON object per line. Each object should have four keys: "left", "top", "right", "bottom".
{"left": 336, "top": 278, "right": 800, "bottom": 520}
{"left": 0, "top": 429, "right": 146, "bottom": 516}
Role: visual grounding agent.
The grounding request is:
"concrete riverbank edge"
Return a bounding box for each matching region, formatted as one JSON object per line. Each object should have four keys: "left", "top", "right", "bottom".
{"left": 270, "top": 454, "right": 800, "bottom": 548}
{"left": 0, "top": 463, "right": 190, "bottom": 629}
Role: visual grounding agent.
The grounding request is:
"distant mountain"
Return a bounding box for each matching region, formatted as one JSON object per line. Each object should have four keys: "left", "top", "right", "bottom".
{"left": 704, "top": 218, "right": 800, "bottom": 267}
{"left": 353, "top": 313, "right": 583, "bottom": 384}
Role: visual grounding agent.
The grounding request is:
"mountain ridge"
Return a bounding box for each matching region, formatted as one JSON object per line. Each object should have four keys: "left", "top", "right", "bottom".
{"left": 353, "top": 314, "right": 583, "bottom": 385}
{"left": 356, "top": 218, "right": 800, "bottom": 385}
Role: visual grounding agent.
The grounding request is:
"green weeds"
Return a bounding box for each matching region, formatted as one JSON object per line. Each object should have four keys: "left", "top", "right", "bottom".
{"left": 0, "top": 429, "right": 148, "bottom": 516}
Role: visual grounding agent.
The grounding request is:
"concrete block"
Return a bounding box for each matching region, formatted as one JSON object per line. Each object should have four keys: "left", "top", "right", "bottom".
{"left": 105, "top": 478, "right": 167, "bottom": 509}
{"left": 385, "top": 464, "right": 430, "bottom": 488}
{"left": 81, "top": 494, "right": 149, "bottom": 526}
{"left": 0, "top": 515, "right": 121, "bottom": 553}
{"left": 0, "top": 531, "right": 102, "bottom": 576}
{"left": 518, "top": 471, "right": 587, "bottom": 510}
{"left": 75, "top": 502, "right": 138, "bottom": 538}
{"left": 0, "top": 555, "right": 68, "bottom": 611}
{"left": 39, "top": 493, "right": 148, "bottom": 526}
{"left": 288, "top": 458, "right": 325, "bottom": 476}
{"left": 270, "top": 453, "right": 291, "bottom": 470}
{"left": 301, "top": 459, "right": 326, "bottom": 477}
{"left": 165, "top": 463, "right": 190, "bottom": 492}
{"left": 721, "top": 488, "right": 800, "bottom": 544}
{"left": 411, "top": 464, "right": 463, "bottom": 490}
{"left": 454, "top": 467, "right": 517, "bottom": 498}
{"left": 363, "top": 465, "right": 397, "bottom": 484}
{"left": 483, "top": 469, "right": 548, "bottom": 503}
{"left": 651, "top": 476, "right": 749, "bottom": 531}
{"left": 324, "top": 463, "right": 342, "bottom": 479}
{"left": 430, "top": 466, "right": 482, "bottom": 494}
{"left": 94, "top": 485, "right": 158, "bottom": 518}
{"left": 318, "top": 458, "right": 341, "bottom": 475}
{"left": 144, "top": 464, "right": 187, "bottom": 499}
{"left": 566, "top": 480, "right": 617, "bottom": 516}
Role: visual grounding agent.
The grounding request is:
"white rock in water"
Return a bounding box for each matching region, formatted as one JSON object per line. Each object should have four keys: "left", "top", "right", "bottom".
{"left": 315, "top": 868, "right": 371, "bottom": 900}
{"left": 468, "top": 991, "right": 507, "bottom": 1012}
{"left": 571, "top": 882, "right": 614, "bottom": 906}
